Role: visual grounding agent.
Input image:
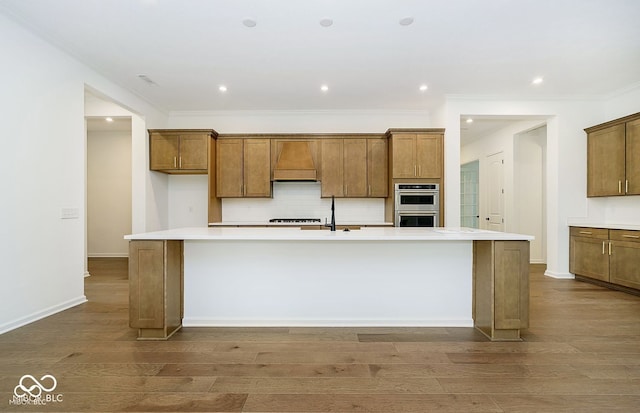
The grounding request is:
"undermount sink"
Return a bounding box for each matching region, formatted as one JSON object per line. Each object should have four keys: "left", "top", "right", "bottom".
{"left": 300, "top": 226, "right": 361, "bottom": 231}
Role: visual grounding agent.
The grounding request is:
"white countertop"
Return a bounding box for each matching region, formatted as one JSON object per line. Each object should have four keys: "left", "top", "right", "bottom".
{"left": 208, "top": 221, "right": 394, "bottom": 227}
{"left": 567, "top": 222, "right": 640, "bottom": 231}
{"left": 125, "top": 226, "right": 534, "bottom": 241}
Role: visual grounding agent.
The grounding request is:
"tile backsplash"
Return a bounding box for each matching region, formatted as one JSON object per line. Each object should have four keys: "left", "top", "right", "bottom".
{"left": 221, "top": 182, "right": 386, "bottom": 223}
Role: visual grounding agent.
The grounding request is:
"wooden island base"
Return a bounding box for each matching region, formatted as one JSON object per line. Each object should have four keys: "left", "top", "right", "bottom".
{"left": 127, "top": 229, "right": 529, "bottom": 342}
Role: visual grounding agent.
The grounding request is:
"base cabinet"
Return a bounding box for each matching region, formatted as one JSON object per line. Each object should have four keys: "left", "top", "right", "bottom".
{"left": 473, "top": 240, "right": 529, "bottom": 341}
{"left": 570, "top": 226, "right": 640, "bottom": 293}
{"left": 129, "top": 240, "right": 184, "bottom": 340}
{"left": 569, "top": 227, "right": 610, "bottom": 281}
{"left": 609, "top": 230, "right": 640, "bottom": 290}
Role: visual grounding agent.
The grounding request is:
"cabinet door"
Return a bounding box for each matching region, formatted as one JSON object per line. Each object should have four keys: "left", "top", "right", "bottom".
{"left": 343, "top": 139, "right": 368, "bottom": 197}
{"left": 626, "top": 118, "right": 640, "bottom": 195}
{"left": 179, "top": 134, "right": 208, "bottom": 170}
{"left": 367, "top": 138, "right": 388, "bottom": 197}
{"left": 216, "top": 139, "right": 244, "bottom": 197}
{"left": 150, "top": 134, "right": 179, "bottom": 171}
{"left": 587, "top": 124, "right": 625, "bottom": 196}
{"left": 243, "top": 139, "right": 271, "bottom": 197}
{"left": 321, "top": 139, "right": 344, "bottom": 197}
{"left": 392, "top": 135, "right": 417, "bottom": 178}
{"left": 416, "top": 134, "right": 443, "bottom": 178}
{"left": 610, "top": 240, "right": 640, "bottom": 290}
{"left": 570, "top": 235, "right": 609, "bottom": 281}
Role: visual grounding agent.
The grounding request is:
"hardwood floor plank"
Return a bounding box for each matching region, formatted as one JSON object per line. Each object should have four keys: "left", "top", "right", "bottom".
{"left": 254, "top": 350, "right": 450, "bottom": 364}
{"left": 242, "top": 393, "right": 503, "bottom": 412}
{"left": 490, "top": 394, "right": 640, "bottom": 412}
{"left": 210, "top": 377, "right": 445, "bottom": 394}
{"left": 157, "top": 363, "right": 372, "bottom": 378}
{"left": 55, "top": 351, "right": 257, "bottom": 364}
{"left": 439, "top": 377, "right": 640, "bottom": 394}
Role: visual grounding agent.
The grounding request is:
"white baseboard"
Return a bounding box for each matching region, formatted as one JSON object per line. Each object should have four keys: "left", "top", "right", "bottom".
{"left": 0, "top": 296, "right": 88, "bottom": 335}
{"left": 544, "top": 270, "right": 575, "bottom": 279}
{"left": 183, "top": 318, "right": 475, "bottom": 327}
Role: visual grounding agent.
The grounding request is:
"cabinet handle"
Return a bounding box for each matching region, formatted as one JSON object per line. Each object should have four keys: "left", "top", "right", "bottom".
{"left": 179, "top": 156, "right": 182, "bottom": 168}
{"left": 369, "top": 185, "right": 371, "bottom": 196}
{"left": 579, "top": 231, "right": 592, "bottom": 235}
{"left": 609, "top": 241, "right": 612, "bottom": 256}
{"left": 174, "top": 156, "right": 177, "bottom": 168}
{"left": 414, "top": 165, "right": 417, "bottom": 176}
{"left": 626, "top": 180, "right": 629, "bottom": 194}
{"left": 622, "top": 234, "right": 640, "bottom": 239}
{"left": 619, "top": 180, "right": 622, "bottom": 194}
{"left": 602, "top": 241, "right": 606, "bottom": 255}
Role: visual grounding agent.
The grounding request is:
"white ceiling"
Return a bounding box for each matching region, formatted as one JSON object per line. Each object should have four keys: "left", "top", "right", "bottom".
{"left": 1, "top": 0, "right": 639, "bottom": 114}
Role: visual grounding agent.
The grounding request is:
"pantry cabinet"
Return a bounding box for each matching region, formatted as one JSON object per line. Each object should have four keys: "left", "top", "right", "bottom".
{"left": 570, "top": 226, "right": 640, "bottom": 293}
{"left": 149, "top": 129, "right": 216, "bottom": 174}
{"left": 216, "top": 138, "right": 271, "bottom": 198}
{"left": 320, "top": 137, "right": 388, "bottom": 198}
{"left": 585, "top": 113, "right": 640, "bottom": 197}
{"left": 387, "top": 129, "right": 444, "bottom": 179}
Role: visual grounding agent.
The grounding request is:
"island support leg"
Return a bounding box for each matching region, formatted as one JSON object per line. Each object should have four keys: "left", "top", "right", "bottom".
{"left": 473, "top": 240, "right": 530, "bottom": 341}
{"left": 129, "top": 240, "right": 184, "bottom": 340}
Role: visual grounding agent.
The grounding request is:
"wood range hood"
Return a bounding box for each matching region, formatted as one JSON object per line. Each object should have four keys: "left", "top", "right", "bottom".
{"left": 272, "top": 141, "right": 317, "bottom": 181}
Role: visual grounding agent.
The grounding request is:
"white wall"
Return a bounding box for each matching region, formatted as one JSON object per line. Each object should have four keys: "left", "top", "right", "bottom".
{"left": 87, "top": 129, "right": 132, "bottom": 257}
{"left": 0, "top": 14, "right": 167, "bottom": 334}
{"left": 514, "top": 126, "right": 547, "bottom": 263}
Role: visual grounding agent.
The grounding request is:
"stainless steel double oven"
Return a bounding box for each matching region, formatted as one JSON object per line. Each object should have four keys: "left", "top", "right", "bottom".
{"left": 394, "top": 183, "right": 440, "bottom": 227}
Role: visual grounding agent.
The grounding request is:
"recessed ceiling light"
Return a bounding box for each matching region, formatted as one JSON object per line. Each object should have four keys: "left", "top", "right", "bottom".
{"left": 320, "top": 85, "right": 329, "bottom": 92}
{"left": 242, "top": 18, "right": 257, "bottom": 28}
{"left": 419, "top": 84, "right": 428, "bottom": 92}
{"left": 399, "top": 17, "right": 414, "bottom": 26}
{"left": 105, "top": 117, "right": 113, "bottom": 122}
{"left": 532, "top": 77, "right": 544, "bottom": 85}
{"left": 219, "top": 85, "right": 228, "bottom": 92}
{"left": 466, "top": 118, "right": 473, "bottom": 124}
{"left": 319, "top": 18, "right": 333, "bottom": 27}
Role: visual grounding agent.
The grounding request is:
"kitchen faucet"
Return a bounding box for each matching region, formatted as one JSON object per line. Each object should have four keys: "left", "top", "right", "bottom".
{"left": 325, "top": 195, "right": 336, "bottom": 231}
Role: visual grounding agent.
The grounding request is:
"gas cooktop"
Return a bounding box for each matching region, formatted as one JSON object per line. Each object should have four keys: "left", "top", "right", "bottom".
{"left": 268, "top": 218, "right": 322, "bottom": 223}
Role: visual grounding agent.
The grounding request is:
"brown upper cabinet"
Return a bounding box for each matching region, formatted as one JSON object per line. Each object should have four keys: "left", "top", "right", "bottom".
{"left": 585, "top": 112, "right": 640, "bottom": 197}
{"left": 319, "top": 137, "right": 388, "bottom": 198}
{"left": 387, "top": 129, "right": 444, "bottom": 179}
{"left": 216, "top": 138, "right": 271, "bottom": 198}
{"left": 149, "top": 129, "right": 217, "bottom": 174}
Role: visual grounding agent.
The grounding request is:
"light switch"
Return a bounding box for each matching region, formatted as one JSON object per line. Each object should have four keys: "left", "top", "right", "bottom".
{"left": 60, "top": 207, "right": 80, "bottom": 219}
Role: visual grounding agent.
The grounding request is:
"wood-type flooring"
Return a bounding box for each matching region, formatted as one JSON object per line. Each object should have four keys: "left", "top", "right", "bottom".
{"left": 0, "top": 259, "right": 639, "bottom": 412}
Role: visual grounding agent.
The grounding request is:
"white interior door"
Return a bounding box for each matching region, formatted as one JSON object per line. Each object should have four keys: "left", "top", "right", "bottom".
{"left": 486, "top": 152, "right": 504, "bottom": 231}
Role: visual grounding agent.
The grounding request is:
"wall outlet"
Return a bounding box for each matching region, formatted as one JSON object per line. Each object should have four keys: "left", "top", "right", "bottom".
{"left": 60, "top": 207, "right": 80, "bottom": 219}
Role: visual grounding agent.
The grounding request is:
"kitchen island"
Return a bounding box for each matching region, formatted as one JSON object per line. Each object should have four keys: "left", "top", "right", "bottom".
{"left": 125, "top": 227, "right": 533, "bottom": 341}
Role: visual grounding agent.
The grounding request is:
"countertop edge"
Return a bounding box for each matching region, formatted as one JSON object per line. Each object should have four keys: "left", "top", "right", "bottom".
{"left": 125, "top": 227, "right": 534, "bottom": 242}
